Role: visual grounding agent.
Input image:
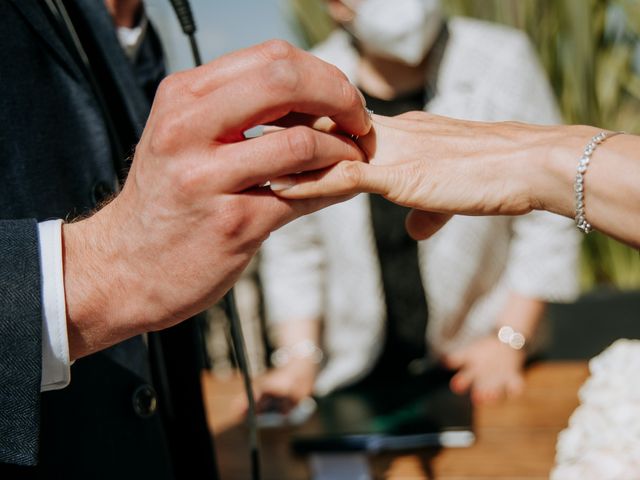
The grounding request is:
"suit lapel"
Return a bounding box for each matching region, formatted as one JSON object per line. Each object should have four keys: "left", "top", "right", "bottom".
{"left": 73, "top": 0, "right": 150, "bottom": 137}
{"left": 8, "top": 0, "right": 86, "bottom": 84}
{"left": 13, "top": 0, "right": 152, "bottom": 138}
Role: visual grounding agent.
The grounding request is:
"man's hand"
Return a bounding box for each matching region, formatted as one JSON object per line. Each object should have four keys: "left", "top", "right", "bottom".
{"left": 63, "top": 41, "right": 371, "bottom": 359}
{"left": 443, "top": 336, "right": 526, "bottom": 405}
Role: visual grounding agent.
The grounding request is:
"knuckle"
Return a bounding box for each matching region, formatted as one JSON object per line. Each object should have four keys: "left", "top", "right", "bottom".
{"left": 285, "top": 127, "right": 317, "bottom": 162}
{"left": 154, "top": 77, "right": 174, "bottom": 102}
{"left": 339, "top": 161, "right": 363, "bottom": 188}
{"left": 390, "top": 163, "right": 421, "bottom": 202}
{"left": 217, "top": 198, "right": 253, "bottom": 240}
{"left": 156, "top": 75, "right": 181, "bottom": 102}
{"left": 260, "top": 39, "right": 296, "bottom": 61}
{"left": 327, "top": 63, "right": 350, "bottom": 83}
{"left": 172, "top": 161, "right": 206, "bottom": 198}
{"left": 150, "top": 113, "right": 187, "bottom": 154}
{"left": 156, "top": 72, "right": 196, "bottom": 103}
{"left": 342, "top": 80, "right": 362, "bottom": 111}
{"left": 265, "top": 59, "right": 300, "bottom": 94}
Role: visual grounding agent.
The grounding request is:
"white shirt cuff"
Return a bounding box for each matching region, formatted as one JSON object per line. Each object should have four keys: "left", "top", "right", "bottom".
{"left": 38, "top": 219, "right": 71, "bottom": 391}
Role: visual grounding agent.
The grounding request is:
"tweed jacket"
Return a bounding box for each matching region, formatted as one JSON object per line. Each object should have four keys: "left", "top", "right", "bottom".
{"left": 0, "top": 2, "right": 215, "bottom": 477}
{"left": 261, "top": 18, "right": 581, "bottom": 395}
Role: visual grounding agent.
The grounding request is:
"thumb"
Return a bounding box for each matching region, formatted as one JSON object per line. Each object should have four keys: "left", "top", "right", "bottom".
{"left": 406, "top": 210, "right": 453, "bottom": 240}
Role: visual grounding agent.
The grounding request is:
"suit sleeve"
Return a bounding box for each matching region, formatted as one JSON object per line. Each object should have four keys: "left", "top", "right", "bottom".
{"left": 0, "top": 219, "right": 42, "bottom": 466}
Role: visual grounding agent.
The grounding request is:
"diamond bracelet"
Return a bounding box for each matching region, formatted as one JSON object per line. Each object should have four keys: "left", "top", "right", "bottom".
{"left": 575, "top": 131, "right": 623, "bottom": 234}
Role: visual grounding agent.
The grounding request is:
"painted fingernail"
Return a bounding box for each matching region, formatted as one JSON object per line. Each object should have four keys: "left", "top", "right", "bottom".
{"left": 270, "top": 177, "right": 295, "bottom": 191}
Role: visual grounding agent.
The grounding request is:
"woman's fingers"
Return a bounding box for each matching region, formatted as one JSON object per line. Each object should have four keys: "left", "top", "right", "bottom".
{"left": 505, "top": 374, "right": 525, "bottom": 398}
{"left": 449, "top": 370, "right": 472, "bottom": 394}
{"left": 219, "top": 127, "right": 364, "bottom": 192}
{"left": 271, "top": 162, "right": 451, "bottom": 240}
{"left": 268, "top": 113, "right": 339, "bottom": 133}
{"left": 472, "top": 385, "right": 501, "bottom": 405}
{"left": 405, "top": 210, "right": 453, "bottom": 240}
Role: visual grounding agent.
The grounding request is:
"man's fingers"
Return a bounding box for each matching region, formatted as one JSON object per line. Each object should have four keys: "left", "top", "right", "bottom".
{"left": 405, "top": 210, "right": 453, "bottom": 240}
{"left": 268, "top": 113, "right": 339, "bottom": 133}
{"left": 218, "top": 127, "right": 365, "bottom": 192}
{"left": 179, "top": 41, "right": 295, "bottom": 95}
{"left": 173, "top": 40, "right": 326, "bottom": 99}
{"left": 195, "top": 56, "right": 370, "bottom": 141}
{"left": 235, "top": 188, "right": 354, "bottom": 234}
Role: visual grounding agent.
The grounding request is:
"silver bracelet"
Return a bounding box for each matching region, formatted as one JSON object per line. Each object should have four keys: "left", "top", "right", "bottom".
{"left": 575, "top": 131, "right": 623, "bottom": 234}
{"left": 270, "top": 340, "right": 324, "bottom": 368}
{"left": 497, "top": 326, "right": 526, "bottom": 351}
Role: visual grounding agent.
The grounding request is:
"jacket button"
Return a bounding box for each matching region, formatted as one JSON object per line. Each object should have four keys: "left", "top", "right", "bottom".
{"left": 91, "top": 180, "right": 114, "bottom": 206}
{"left": 132, "top": 384, "right": 158, "bottom": 419}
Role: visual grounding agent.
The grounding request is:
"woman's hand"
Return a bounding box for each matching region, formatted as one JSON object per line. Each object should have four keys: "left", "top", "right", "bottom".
{"left": 272, "top": 112, "right": 597, "bottom": 240}
{"left": 254, "top": 360, "right": 318, "bottom": 414}
{"left": 443, "top": 336, "right": 526, "bottom": 405}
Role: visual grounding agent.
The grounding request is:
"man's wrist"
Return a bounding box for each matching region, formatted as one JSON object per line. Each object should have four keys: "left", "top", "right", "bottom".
{"left": 62, "top": 209, "right": 144, "bottom": 360}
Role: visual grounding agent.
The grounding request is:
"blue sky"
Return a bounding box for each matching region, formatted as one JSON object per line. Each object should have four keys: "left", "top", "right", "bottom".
{"left": 145, "top": 0, "right": 303, "bottom": 72}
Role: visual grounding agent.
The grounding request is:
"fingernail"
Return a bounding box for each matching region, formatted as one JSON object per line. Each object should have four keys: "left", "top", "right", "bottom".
{"left": 270, "top": 177, "right": 295, "bottom": 191}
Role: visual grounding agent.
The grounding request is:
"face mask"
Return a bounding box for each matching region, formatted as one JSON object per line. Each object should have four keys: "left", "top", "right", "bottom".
{"left": 341, "top": 0, "right": 443, "bottom": 66}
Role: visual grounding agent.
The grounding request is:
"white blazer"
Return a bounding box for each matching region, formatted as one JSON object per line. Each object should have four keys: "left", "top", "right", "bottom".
{"left": 260, "top": 18, "right": 580, "bottom": 395}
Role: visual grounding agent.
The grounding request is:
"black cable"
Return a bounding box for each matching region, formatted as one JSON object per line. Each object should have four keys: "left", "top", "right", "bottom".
{"left": 223, "top": 291, "right": 261, "bottom": 480}
{"left": 168, "top": 2, "right": 261, "bottom": 479}
{"left": 168, "top": 0, "right": 202, "bottom": 66}
{"left": 188, "top": 34, "right": 203, "bottom": 67}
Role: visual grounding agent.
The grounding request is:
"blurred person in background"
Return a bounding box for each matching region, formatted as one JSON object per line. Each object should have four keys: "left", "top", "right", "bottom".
{"left": 257, "top": 0, "right": 581, "bottom": 409}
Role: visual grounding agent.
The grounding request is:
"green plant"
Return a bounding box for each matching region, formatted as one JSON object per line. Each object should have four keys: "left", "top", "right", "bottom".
{"left": 444, "top": 0, "right": 640, "bottom": 290}
{"left": 288, "top": 0, "right": 334, "bottom": 47}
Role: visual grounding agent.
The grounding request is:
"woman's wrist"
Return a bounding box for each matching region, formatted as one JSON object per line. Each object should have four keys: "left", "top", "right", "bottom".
{"left": 532, "top": 124, "right": 601, "bottom": 219}
{"left": 270, "top": 339, "right": 324, "bottom": 369}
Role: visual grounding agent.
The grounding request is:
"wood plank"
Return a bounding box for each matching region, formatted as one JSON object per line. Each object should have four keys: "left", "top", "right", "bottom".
{"left": 203, "top": 361, "right": 588, "bottom": 479}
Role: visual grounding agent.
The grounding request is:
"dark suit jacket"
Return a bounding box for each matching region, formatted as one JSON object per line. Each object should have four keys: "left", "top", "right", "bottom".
{"left": 0, "top": 2, "right": 216, "bottom": 478}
